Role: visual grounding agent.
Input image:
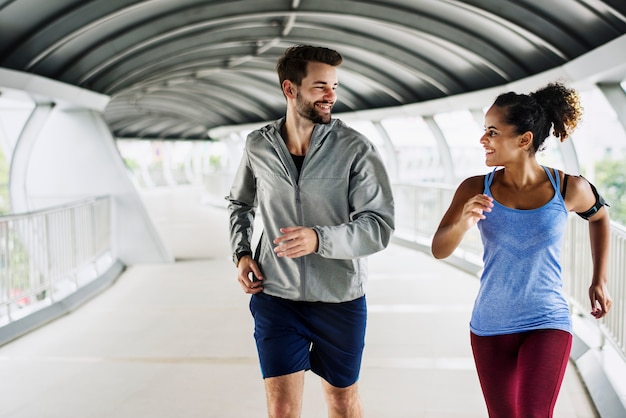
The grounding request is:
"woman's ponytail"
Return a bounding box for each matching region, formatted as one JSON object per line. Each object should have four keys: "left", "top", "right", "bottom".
{"left": 530, "top": 82, "right": 583, "bottom": 141}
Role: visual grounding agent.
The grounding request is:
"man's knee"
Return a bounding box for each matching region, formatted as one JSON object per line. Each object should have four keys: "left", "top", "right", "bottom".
{"left": 323, "top": 381, "right": 362, "bottom": 415}
{"left": 266, "top": 402, "right": 300, "bottom": 418}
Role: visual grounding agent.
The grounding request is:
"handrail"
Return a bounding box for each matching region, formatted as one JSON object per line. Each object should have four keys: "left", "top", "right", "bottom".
{"left": 0, "top": 196, "right": 107, "bottom": 218}
{"left": 0, "top": 196, "right": 113, "bottom": 326}
{"left": 391, "top": 182, "right": 626, "bottom": 360}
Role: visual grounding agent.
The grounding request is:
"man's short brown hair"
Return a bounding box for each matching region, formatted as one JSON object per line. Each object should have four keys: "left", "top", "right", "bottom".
{"left": 276, "top": 45, "right": 343, "bottom": 88}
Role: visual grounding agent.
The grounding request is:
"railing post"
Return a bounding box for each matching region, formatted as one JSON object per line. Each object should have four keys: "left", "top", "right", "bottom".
{"left": 45, "top": 211, "right": 53, "bottom": 303}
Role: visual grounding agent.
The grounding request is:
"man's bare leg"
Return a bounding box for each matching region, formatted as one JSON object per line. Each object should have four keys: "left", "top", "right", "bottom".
{"left": 321, "top": 379, "right": 363, "bottom": 418}
{"left": 264, "top": 371, "right": 305, "bottom": 418}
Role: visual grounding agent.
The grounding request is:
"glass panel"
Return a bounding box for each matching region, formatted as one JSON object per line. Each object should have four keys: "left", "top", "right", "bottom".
{"left": 379, "top": 116, "right": 442, "bottom": 182}
{"left": 115, "top": 139, "right": 156, "bottom": 188}
{"left": 434, "top": 110, "right": 486, "bottom": 181}
{"left": 0, "top": 148, "right": 8, "bottom": 215}
{"left": 574, "top": 85, "right": 626, "bottom": 226}
{"left": 536, "top": 136, "right": 565, "bottom": 170}
{"left": 0, "top": 88, "right": 36, "bottom": 215}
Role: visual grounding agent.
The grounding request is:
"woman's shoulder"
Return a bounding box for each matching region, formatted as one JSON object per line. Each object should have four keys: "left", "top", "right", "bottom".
{"left": 557, "top": 169, "right": 590, "bottom": 194}
{"left": 556, "top": 170, "right": 603, "bottom": 213}
{"left": 460, "top": 174, "right": 487, "bottom": 188}
{"left": 455, "top": 174, "right": 486, "bottom": 197}
{"left": 563, "top": 173, "right": 597, "bottom": 198}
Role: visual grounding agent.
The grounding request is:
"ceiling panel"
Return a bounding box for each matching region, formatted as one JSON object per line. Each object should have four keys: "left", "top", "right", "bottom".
{"left": 1, "top": 0, "right": 625, "bottom": 139}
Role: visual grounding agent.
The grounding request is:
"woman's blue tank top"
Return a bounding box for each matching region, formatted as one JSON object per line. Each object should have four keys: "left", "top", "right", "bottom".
{"left": 471, "top": 166, "right": 572, "bottom": 336}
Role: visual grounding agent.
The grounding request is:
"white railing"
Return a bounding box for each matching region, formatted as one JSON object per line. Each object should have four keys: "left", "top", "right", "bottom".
{"left": 562, "top": 217, "right": 626, "bottom": 358}
{"left": 0, "top": 196, "right": 112, "bottom": 326}
{"left": 392, "top": 182, "right": 626, "bottom": 360}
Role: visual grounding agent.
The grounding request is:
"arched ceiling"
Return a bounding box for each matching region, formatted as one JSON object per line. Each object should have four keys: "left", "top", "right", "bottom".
{"left": 1, "top": 0, "right": 626, "bottom": 139}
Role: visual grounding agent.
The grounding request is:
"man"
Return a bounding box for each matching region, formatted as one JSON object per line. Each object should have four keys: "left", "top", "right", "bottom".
{"left": 227, "top": 45, "right": 394, "bottom": 418}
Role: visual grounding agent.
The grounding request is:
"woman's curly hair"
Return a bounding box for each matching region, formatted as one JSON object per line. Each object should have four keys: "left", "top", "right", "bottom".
{"left": 493, "top": 82, "right": 583, "bottom": 152}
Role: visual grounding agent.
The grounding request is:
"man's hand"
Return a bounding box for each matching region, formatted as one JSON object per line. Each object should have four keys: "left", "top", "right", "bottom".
{"left": 237, "top": 256, "right": 264, "bottom": 294}
{"left": 273, "top": 226, "right": 319, "bottom": 258}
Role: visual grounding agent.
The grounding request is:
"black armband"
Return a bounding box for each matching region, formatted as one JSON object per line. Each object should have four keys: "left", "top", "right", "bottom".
{"left": 576, "top": 178, "right": 609, "bottom": 220}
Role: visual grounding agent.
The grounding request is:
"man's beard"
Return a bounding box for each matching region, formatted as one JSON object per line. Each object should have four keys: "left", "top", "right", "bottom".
{"left": 296, "top": 92, "right": 332, "bottom": 124}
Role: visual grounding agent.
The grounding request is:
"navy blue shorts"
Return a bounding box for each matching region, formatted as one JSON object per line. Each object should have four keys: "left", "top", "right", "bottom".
{"left": 249, "top": 292, "right": 367, "bottom": 388}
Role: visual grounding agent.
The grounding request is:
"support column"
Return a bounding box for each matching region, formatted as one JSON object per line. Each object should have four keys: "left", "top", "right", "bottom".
{"left": 423, "top": 115, "right": 454, "bottom": 183}
{"left": 598, "top": 82, "right": 626, "bottom": 132}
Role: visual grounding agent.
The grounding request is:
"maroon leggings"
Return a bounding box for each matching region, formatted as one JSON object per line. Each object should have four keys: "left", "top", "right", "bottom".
{"left": 470, "top": 329, "right": 573, "bottom": 418}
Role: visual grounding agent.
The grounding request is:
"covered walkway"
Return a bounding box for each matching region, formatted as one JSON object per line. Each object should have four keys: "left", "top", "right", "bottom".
{"left": 0, "top": 186, "right": 597, "bottom": 418}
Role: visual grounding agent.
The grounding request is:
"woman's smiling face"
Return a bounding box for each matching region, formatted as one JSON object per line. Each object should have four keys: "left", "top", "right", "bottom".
{"left": 480, "top": 105, "right": 524, "bottom": 167}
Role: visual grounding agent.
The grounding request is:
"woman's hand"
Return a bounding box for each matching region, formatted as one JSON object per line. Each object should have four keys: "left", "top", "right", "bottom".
{"left": 589, "top": 282, "right": 612, "bottom": 319}
{"left": 459, "top": 194, "right": 493, "bottom": 230}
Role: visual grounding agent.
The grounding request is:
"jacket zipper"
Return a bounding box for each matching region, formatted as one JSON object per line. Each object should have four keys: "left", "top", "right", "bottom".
{"left": 294, "top": 183, "right": 307, "bottom": 299}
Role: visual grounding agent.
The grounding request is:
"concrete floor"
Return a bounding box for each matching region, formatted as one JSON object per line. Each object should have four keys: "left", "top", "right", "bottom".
{"left": 0, "top": 186, "right": 598, "bottom": 417}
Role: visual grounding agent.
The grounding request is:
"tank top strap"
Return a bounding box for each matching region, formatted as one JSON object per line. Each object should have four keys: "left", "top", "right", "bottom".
{"left": 483, "top": 167, "right": 561, "bottom": 197}
{"left": 483, "top": 168, "right": 497, "bottom": 195}
{"left": 542, "top": 166, "right": 560, "bottom": 193}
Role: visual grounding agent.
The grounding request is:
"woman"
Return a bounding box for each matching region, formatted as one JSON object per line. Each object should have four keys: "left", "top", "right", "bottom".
{"left": 431, "top": 82, "right": 612, "bottom": 417}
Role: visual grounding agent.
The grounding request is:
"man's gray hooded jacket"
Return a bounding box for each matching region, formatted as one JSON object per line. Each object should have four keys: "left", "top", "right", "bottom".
{"left": 227, "top": 117, "right": 395, "bottom": 302}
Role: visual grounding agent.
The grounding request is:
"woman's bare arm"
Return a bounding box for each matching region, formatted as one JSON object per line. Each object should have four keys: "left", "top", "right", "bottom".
{"left": 431, "top": 176, "right": 492, "bottom": 259}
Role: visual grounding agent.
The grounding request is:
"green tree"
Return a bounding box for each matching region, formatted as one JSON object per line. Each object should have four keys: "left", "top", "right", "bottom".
{"left": 0, "top": 148, "right": 9, "bottom": 215}
{"left": 123, "top": 157, "right": 140, "bottom": 169}
{"left": 595, "top": 156, "right": 626, "bottom": 227}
